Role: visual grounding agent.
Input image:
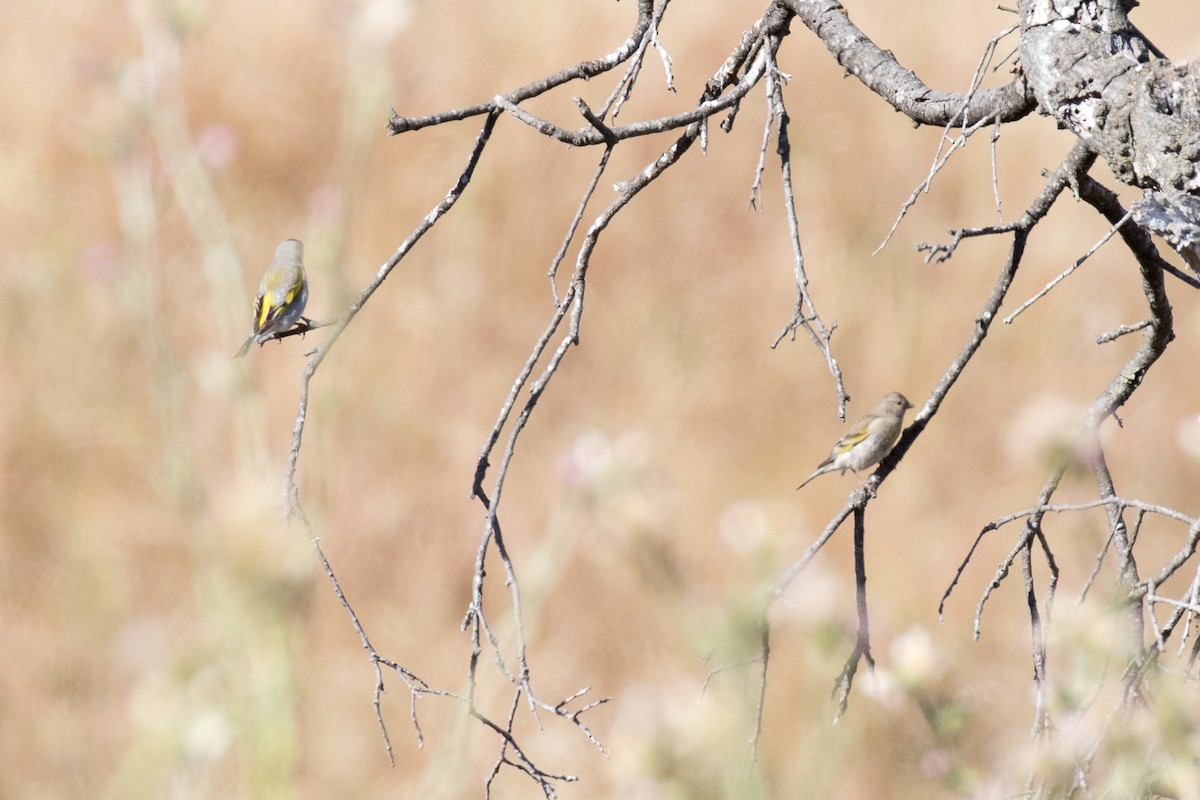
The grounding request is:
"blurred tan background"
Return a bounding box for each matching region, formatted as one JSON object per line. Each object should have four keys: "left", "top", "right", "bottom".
{"left": 3, "top": 0, "right": 1199, "bottom": 797}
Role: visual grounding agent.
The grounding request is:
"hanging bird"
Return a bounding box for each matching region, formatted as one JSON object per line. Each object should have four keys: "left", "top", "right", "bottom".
{"left": 235, "top": 239, "right": 308, "bottom": 358}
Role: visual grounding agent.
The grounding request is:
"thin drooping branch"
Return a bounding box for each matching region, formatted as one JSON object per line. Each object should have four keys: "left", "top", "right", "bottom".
{"left": 877, "top": 112, "right": 1012, "bottom": 253}
{"left": 279, "top": 113, "right": 499, "bottom": 764}
{"left": 749, "top": 621, "right": 771, "bottom": 761}
{"left": 1022, "top": 541, "right": 1050, "bottom": 734}
{"left": 763, "top": 41, "right": 848, "bottom": 416}
{"left": 285, "top": 8, "right": 704, "bottom": 786}
{"left": 1090, "top": 441, "right": 1144, "bottom": 649}
{"left": 928, "top": 23, "right": 1020, "bottom": 165}
{"left": 452, "top": 13, "right": 794, "bottom": 794}
{"left": 546, "top": 147, "right": 615, "bottom": 300}
{"left": 467, "top": 31, "right": 774, "bottom": 660}
{"left": 966, "top": 469, "right": 1064, "bottom": 640}
{"left": 286, "top": 112, "right": 500, "bottom": 513}
{"left": 476, "top": 688, "right": 580, "bottom": 798}
{"left": 472, "top": 22, "right": 778, "bottom": 496}
{"left": 286, "top": 500, "right": 468, "bottom": 766}
{"left": 599, "top": 0, "right": 675, "bottom": 121}
{"left": 832, "top": 508, "right": 875, "bottom": 720}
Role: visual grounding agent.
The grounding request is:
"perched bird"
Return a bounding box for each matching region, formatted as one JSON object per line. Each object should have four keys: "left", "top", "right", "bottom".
{"left": 796, "top": 391, "right": 914, "bottom": 490}
{"left": 235, "top": 239, "right": 308, "bottom": 358}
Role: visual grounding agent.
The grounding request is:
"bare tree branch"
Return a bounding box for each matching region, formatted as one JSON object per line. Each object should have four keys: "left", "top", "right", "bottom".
{"left": 271, "top": 0, "right": 1200, "bottom": 793}
{"left": 786, "top": 0, "right": 1035, "bottom": 127}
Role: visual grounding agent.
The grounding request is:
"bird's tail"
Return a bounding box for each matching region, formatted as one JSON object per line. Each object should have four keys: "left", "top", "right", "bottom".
{"left": 235, "top": 334, "right": 256, "bottom": 358}
{"left": 795, "top": 469, "right": 823, "bottom": 491}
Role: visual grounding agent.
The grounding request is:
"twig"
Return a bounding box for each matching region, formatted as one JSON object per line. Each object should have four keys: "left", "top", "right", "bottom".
{"left": 387, "top": 0, "right": 656, "bottom": 135}
{"left": 1078, "top": 525, "right": 1117, "bottom": 604}
{"left": 546, "top": 146, "right": 615, "bottom": 299}
{"left": 971, "top": 472, "right": 1062, "bottom": 641}
{"left": 1003, "top": 210, "right": 1132, "bottom": 324}
{"left": 916, "top": 221, "right": 1020, "bottom": 264}
{"left": 599, "top": 0, "right": 672, "bottom": 122}
{"left": 1095, "top": 319, "right": 1152, "bottom": 344}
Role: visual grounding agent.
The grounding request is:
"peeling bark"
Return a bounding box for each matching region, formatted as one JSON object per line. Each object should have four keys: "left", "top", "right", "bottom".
{"left": 1018, "top": 0, "right": 1200, "bottom": 271}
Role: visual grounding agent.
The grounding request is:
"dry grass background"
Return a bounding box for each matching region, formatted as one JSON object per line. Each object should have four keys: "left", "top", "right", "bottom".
{"left": 2, "top": 1, "right": 1199, "bottom": 797}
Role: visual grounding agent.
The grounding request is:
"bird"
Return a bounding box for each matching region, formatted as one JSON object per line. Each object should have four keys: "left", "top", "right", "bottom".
{"left": 796, "top": 391, "right": 914, "bottom": 490}
{"left": 235, "top": 239, "right": 308, "bottom": 358}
